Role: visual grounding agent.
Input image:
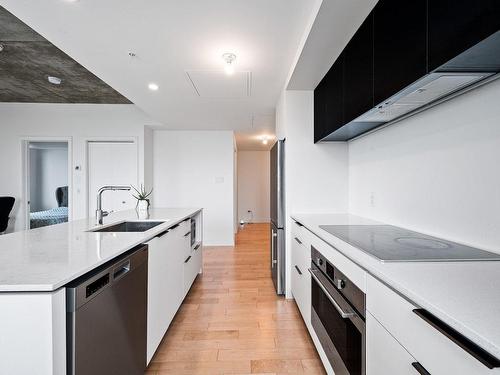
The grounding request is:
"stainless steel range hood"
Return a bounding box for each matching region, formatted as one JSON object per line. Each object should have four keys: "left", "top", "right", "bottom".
{"left": 355, "top": 72, "right": 494, "bottom": 123}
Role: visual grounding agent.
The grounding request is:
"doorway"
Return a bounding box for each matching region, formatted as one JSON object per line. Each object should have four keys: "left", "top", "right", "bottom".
{"left": 25, "top": 141, "right": 70, "bottom": 229}
{"left": 87, "top": 141, "right": 138, "bottom": 217}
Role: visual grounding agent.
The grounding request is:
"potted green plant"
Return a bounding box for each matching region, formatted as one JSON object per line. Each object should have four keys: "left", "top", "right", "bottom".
{"left": 131, "top": 184, "right": 153, "bottom": 212}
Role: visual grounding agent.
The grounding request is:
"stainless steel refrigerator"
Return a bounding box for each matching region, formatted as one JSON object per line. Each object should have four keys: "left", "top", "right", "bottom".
{"left": 270, "top": 139, "right": 285, "bottom": 295}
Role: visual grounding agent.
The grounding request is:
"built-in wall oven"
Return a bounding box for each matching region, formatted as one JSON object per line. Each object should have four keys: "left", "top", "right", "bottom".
{"left": 309, "top": 246, "right": 366, "bottom": 375}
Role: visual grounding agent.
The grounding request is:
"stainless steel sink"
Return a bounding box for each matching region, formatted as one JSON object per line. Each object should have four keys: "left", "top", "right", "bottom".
{"left": 90, "top": 221, "right": 165, "bottom": 233}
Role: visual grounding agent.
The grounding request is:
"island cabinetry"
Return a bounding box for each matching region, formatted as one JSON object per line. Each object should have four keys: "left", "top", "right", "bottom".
{"left": 146, "top": 222, "right": 186, "bottom": 363}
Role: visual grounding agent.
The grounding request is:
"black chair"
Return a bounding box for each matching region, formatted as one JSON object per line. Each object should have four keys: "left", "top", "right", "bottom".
{"left": 0, "top": 196, "right": 15, "bottom": 233}
{"left": 55, "top": 186, "right": 68, "bottom": 207}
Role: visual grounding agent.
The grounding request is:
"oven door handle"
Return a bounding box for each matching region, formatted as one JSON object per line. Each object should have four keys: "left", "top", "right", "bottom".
{"left": 308, "top": 268, "right": 356, "bottom": 319}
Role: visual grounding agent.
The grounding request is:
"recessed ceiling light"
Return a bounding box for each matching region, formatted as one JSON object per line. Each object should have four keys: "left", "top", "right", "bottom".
{"left": 48, "top": 76, "right": 62, "bottom": 85}
{"left": 259, "top": 135, "right": 271, "bottom": 145}
{"left": 148, "top": 83, "right": 159, "bottom": 91}
{"left": 0, "top": 44, "right": 4, "bottom": 53}
{"left": 222, "top": 53, "right": 236, "bottom": 75}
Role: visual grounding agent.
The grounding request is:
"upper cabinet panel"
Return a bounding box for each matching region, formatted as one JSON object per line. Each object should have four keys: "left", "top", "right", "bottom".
{"left": 314, "top": 54, "right": 344, "bottom": 142}
{"left": 429, "top": 0, "right": 500, "bottom": 71}
{"left": 344, "top": 13, "right": 374, "bottom": 124}
{"left": 373, "top": 0, "right": 427, "bottom": 105}
{"left": 314, "top": 77, "right": 328, "bottom": 143}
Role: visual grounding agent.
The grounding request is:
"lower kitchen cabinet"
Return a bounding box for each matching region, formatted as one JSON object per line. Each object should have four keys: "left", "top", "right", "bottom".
{"left": 367, "top": 274, "right": 499, "bottom": 375}
{"left": 291, "top": 234, "right": 311, "bottom": 325}
{"left": 367, "top": 312, "right": 419, "bottom": 375}
{"left": 146, "top": 219, "right": 200, "bottom": 364}
{"left": 184, "top": 242, "right": 202, "bottom": 297}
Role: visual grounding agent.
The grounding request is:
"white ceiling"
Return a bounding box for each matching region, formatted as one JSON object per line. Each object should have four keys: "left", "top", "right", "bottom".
{"left": 0, "top": 0, "right": 318, "bottom": 150}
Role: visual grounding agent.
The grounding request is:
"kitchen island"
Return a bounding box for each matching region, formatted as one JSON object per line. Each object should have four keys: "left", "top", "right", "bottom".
{"left": 0, "top": 208, "right": 202, "bottom": 375}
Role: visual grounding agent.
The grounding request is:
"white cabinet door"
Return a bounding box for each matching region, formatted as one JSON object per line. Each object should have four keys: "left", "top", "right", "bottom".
{"left": 291, "top": 234, "right": 311, "bottom": 326}
{"left": 146, "top": 235, "right": 167, "bottom": 363}
{"left": 146, "top": 229, "right": 183, "bottom": 363}
{"left": 184, "top": 242, "right": 202, "bottom": 295}
{"left": 367, "top": 312, "right": 418, "bottom": 375}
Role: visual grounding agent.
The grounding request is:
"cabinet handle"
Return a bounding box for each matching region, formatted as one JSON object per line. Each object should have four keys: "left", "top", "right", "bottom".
{"left": 194, "top": 244, "right": 201, "bottom": 251}
{"left": 156, "top": 230, "right": 169, "bottom": 238}
{"left": 411, "top": 362, "right": 431, "bottom": 375}
{"left": 294, "top": 265, "right": 302, "bottom": 275}
{"left": 295, "top": 221, "right": 303, "bottom": 227}
{"left": 170, "top": 223, "right": 180, "bottom": 230}
{"left": 184, "top": 231, "right": 191, "bottom": 237}
{"left": 294, "top": 237, "right": 302, "bottom": 245}
{"left": 184, "top": 256, "right": 192, "bottom": 263}
{"left": 413, "top": 309, "right": 500, "bottom": 369}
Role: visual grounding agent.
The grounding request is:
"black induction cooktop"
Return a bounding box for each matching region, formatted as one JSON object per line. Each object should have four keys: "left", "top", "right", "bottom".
{"left": 319, "top": 225, "right": 500, "bottom": 262}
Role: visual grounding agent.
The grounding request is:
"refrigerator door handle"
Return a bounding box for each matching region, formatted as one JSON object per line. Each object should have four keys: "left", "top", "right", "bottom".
{"left": 271, "top": 230, "right": 278, "bottom": 268}
{"left": 271, "top": 230, "right": 274, "bottom": 268}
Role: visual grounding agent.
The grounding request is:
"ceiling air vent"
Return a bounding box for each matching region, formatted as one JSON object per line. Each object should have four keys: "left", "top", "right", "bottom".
{"left": 185, "top": 70, "right": 252, "bottom": 98}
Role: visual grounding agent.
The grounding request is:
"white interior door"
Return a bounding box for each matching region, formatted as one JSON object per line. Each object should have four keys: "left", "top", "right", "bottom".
{"left": 87, "top": 141, "right": 138, "bottom": 216}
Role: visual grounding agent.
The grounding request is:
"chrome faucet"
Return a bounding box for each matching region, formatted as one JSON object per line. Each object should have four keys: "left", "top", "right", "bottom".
{"left": 96, "top": 185, "right": 131, "bottom": 224}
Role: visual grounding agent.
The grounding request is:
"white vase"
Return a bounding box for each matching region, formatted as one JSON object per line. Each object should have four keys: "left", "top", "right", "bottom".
{"left": 137, "top": 199, "right": 149, "bottom": 219}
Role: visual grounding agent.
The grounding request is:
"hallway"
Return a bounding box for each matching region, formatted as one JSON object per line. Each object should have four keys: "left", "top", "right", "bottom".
{"left": 146, "top": 223, "right": 325, "bottom": 374}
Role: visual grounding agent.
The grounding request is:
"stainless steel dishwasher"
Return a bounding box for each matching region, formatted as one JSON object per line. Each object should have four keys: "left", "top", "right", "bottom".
{"left": 66, "top": 245, "right": 148, "bottom": 375}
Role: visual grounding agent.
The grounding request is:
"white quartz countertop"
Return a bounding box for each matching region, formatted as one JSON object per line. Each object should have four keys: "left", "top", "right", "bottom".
{"left": 0, "top": 208, "right": 201, "bottom": 292}
{"left": 291, "top": 213, "right": 500, "bottom": 359}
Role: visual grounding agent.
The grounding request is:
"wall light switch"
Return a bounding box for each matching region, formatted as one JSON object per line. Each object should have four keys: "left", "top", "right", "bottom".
{"left": 215, "top": 177, "right": 224, "bottom": 184}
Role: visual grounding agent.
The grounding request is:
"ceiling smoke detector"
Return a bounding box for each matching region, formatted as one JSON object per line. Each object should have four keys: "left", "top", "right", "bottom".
{"left": 222, "top": 53, "right": 237, "bottom": 75}
{"left": 47, "top": 76, "right": 63, "bottom": 85}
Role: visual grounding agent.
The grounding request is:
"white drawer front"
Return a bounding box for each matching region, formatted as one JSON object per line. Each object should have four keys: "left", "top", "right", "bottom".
{"left": 367, "top": 312, "right": 418, "bottom": 375}
{"left": 367, "top": 275, "right": 500, "bottom": 375}
{"left": 291, "top": 234, "right": 311, "bottom": 326}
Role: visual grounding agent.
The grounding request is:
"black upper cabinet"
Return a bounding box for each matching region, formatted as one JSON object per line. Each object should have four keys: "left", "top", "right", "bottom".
{"left": 373, "top": 0, "right": 427, "bottom": 105}
{"left": 314, "top": 53, "right": 344, "bottom": 142}
{"left": 429, "top": 0, "right": 500, "bottom": 71}
{"left": 343, "top": 13, "right": 374, "bottom": 123}
{"left": 314, "top": 78, "right": 328, "bottom": 142}
{"left": 313, "top": 0, "right": 500, "bottom": 142}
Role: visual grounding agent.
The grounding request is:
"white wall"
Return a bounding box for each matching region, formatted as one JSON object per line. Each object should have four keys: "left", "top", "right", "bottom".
{"left": 153, "top": 130, "right": 235, "bottom": 246}
{"left": 277, "top": 90, "right": 349, "bottom": 297}
{"left": 349, "top": 78, "right": 500, "bottom": 252}
{"left": 30, "top": 145, "right": 68, "bottom": 212}
{"left": 237, "top": 151, "right": 270, "bottom": 223}
{"left": 0, "top": 103, "right": 159, "bottom": 232}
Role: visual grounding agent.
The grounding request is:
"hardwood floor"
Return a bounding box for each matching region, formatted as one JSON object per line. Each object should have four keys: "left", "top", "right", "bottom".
{"left": 145, "top": 222, "right": 325, "bottom": 374}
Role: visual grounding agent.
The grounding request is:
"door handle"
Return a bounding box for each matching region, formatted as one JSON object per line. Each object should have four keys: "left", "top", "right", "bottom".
{"left": 113, "top": 260, "right": 130, "bottom": 280}
{"left": 156, "top": 229, "right": 169, "bottom": 238}
{"left": 411, "top": 362, "right": 431, "bottom": 375}
{"left": 308, "top": 268, "right": 355, "bottom": 319}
